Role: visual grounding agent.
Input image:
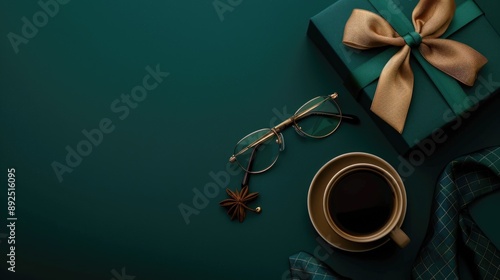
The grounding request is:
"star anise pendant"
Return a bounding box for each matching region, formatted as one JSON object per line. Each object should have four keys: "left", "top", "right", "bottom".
{"left": 220, "top": 185, "right": 261, "bottom": 222}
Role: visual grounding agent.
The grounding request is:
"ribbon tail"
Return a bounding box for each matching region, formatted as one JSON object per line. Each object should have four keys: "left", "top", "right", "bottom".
{"left": 371, "top": 46, "right": 413, "bottom": 133}
{"left": 420, "top": 38, "right": 488, "bottom": 86}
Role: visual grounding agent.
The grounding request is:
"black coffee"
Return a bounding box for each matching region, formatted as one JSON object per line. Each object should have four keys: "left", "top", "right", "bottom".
{"left": 328, "top": 170, "right": 394, "bottom": 235}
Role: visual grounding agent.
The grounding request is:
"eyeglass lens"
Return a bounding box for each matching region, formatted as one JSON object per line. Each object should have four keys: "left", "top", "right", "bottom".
{"left": 233, "top": 128, "right": 281, "bottom": 173}
{"left": 232, "top": 95, "right": 342, "bottom": 173}
{"left": 294, "top": 96, "right": 341, "bottom": 138}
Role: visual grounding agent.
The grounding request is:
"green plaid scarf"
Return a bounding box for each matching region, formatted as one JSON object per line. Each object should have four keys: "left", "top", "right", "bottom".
{"left": 412, "top": 146, "right": 500, "bottom": 279}
{"left": 288, "top": 252, "right": 350, "bottom": 280}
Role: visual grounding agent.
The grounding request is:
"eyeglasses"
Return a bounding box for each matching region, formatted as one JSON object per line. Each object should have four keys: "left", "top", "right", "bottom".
{"left": 229, "top": 93, "right": 359, "bottom": 174}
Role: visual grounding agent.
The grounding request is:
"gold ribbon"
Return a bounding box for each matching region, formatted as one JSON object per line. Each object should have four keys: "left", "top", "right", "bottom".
{"left": 343, "top": 0, "right": 487, "bottom": 133}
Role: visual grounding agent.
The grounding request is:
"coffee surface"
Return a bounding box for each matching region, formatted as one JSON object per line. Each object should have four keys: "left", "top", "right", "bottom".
{"left": 328, "top": 170, "right": 394, "bottom": 235}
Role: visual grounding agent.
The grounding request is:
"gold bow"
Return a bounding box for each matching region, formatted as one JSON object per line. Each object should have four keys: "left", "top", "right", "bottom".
{"left": 343, "top": 0, "right": 487, "bottom": 133}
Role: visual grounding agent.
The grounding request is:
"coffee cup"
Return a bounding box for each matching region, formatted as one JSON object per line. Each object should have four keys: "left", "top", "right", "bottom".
{"left": 323, "top": 163, "right": 410, "bottom": 248}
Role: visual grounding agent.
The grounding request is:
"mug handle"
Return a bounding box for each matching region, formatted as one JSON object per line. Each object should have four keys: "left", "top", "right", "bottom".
{"left": 389, "top": 227, "right": 410, "bottom": 248}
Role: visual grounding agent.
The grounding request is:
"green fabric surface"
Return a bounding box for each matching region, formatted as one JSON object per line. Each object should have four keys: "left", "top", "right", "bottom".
{"left": 0, "top": 0, "right": 499, "bottom": 279}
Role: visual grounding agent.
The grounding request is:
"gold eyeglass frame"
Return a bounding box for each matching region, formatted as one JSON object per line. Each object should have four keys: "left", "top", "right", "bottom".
{"left": 229, "top": 93, "right": 346, "bottom": 174}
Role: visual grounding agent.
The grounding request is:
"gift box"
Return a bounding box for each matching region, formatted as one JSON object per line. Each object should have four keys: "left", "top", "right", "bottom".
{"left": 308, "top": 0, "right": 500, "bottom": 154}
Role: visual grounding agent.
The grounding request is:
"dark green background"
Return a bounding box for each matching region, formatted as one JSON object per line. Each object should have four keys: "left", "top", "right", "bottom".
{"left": 0, "top": 1, "right": 499, "bottom": 279}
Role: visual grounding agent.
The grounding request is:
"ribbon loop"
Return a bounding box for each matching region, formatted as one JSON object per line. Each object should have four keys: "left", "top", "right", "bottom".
{"left": 403, "top": 31, "right": 422, "bottom": 47}
{"left": 342, "top": 0, "right": 487, "bottom": 133}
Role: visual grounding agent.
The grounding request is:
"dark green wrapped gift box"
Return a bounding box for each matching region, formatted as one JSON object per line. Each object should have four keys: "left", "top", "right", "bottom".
{"left": 308, "top": 0, "right": 500, "bottom": 153}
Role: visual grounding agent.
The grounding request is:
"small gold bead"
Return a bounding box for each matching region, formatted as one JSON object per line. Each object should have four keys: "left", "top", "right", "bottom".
{"left": 255, "top": 207, "right": 262, "bottom": 213}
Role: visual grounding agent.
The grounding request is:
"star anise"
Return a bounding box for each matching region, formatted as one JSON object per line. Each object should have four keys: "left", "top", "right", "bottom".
{"left": 220, "top": 185, "right": 261, "bottom": 222}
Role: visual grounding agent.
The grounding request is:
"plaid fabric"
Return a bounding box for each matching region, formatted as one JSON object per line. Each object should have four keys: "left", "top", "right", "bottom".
{"left": 288, "top": 252, "right": 337, "bottom": 280}
{"left": 288, "top": 252, "right": 349, "bottom": 280}
{"left": 412, "top": 147, "right": 500, "bottom": 280}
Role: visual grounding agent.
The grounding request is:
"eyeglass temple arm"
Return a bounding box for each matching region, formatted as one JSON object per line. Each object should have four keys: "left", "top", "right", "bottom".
{"left": 290, "top": 93, "right": 338, "bottom": 123}
{"left": 241, "top": 144, "right": 258, "bottom": 187}
{"left": 271, "top": 93, "right": 340, "bottom": 132}
{"left": 302, "top": 111, "right": 360, "bottom": 125}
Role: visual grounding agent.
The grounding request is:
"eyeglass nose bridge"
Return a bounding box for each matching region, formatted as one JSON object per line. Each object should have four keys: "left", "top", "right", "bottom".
{"left": 271, "top": 128, "right": 286, "bottom": 152}
{"left": 293, "top": 124, "right": 307, "bottom": 138}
